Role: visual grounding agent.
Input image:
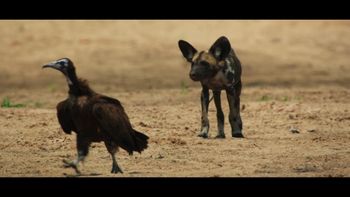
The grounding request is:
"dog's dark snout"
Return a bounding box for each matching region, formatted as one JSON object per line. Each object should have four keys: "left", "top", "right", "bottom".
{"left": 190, "top": 72, "right": 197, "bottom": 78}
{"left": 189, "top": 71, "right": 200, "bottom": 81}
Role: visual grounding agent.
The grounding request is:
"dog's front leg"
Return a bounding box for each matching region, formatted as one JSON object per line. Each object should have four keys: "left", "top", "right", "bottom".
{"left": 226, "top": 82, "right": 244, "bottom": 138}
{"left": 213, "top": 90, "right": 225, "bottom": 138}
{"left": 198, "top": 86, "right": 210, "bottom": 138}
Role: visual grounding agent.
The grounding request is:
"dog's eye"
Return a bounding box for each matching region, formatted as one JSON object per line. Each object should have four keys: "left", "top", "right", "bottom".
{"left": 200, "top": 61, "right": 210, "bottom": 67}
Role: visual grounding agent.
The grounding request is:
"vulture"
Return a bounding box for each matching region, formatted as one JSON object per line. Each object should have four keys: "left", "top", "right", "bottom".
{"left": 42, "top": 58, "right": 149, "bottom": 174}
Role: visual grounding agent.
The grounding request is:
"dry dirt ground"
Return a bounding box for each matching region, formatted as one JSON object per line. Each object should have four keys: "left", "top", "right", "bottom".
{"left": 0, "top": 20, "right": 349, "bottom": 177}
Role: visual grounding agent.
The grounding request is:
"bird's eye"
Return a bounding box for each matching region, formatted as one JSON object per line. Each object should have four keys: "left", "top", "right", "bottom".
{"left": 59, "top": 61, "right": 66, "bottom": 67}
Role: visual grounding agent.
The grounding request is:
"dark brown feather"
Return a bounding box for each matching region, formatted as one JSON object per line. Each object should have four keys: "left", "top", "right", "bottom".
{"left": 45, "top": 58, "right": 149, "bottom": 173}
{"left": 59, "top": 79, "right": 149, "bottom": 155}
{"left": 56, "top": 100, "right": 75, "bottom": 134}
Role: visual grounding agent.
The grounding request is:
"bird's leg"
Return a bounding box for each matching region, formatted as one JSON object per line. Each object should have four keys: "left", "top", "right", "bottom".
{"left": 63, "top": 138, "right": 90, "bottom": 175}
{"left": 63, "top": 150, "right": 86, "bottom": 175}
{"left": 111, "top": 154, "right": 123, "bottom": 174}
{"left": 105, "top": 141, "right": 123, "bottom": 174}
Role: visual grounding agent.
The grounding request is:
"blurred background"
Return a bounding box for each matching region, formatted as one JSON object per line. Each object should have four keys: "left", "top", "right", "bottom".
{"left": 1, "top": 20, "right": 350, "bottom": 177}
{"left": 0, "top": 20, "right": 349, "bottom": 93}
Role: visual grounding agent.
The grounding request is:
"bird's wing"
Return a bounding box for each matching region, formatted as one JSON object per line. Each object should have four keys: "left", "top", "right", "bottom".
{"left": 92, "top": 97, "right": 136, "bottom": 154}
{"left": 56, "top": 99, "right": 75, "bottom": 134}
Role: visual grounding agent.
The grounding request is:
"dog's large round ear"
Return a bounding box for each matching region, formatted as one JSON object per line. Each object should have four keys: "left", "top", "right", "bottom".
{"left": 178, "top": 40, "right": 198, "bottom": 62}
{"left": 209, "top": 36, "right": 231, "bottom": 61}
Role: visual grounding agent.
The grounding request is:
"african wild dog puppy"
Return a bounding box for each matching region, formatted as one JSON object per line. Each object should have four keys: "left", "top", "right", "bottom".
{"left": 178, "top": 36, "right": 243, "bottom": 138}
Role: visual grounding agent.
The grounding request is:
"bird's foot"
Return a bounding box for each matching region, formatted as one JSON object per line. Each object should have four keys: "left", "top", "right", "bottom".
{"left": 63, "top": 159, "right": 81, "bottom": 175}
{"left": 111, "top": 164, "right": 123, "bottom": 174}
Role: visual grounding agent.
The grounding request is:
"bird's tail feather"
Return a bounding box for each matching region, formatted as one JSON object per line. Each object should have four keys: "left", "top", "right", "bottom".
{"left": 132, "top": 129, "right": 149, "bottom": 153}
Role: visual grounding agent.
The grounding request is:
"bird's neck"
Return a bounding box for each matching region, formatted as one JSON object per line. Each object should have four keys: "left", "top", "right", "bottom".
{"left": 67, "top": 73, "right": 95, "bottom": 96}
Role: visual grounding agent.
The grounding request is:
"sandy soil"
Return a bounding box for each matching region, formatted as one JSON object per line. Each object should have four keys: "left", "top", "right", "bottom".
{"left": 0, "top": 20, "right": 349, "bottom": 177}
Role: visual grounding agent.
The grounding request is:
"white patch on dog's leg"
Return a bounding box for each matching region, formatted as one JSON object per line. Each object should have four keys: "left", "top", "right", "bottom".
{"left": 199, "top": 126, "right": 209, "bottom": 138}
{"left": 199, "top": 95, "right": 210, "bottom": 138}
{"left": 200, "top": 107, "right": 210, "bottom": 138}
{"left": 201, "top": 126, "right": 209, "bottom": 134}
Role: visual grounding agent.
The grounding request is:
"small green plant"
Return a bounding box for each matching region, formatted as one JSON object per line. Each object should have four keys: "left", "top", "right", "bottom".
{"left": 1, "top": 97, "right": 10, "bottom": 107}
{"left": 295, "top": 96, "right": 302, "bottom": 101}
{"left": 282, "top": 96, "right": 289, "bottom": 102}
{"left": 180, "top": 80, "right": 189, "bottom": 94}
{"left": 259, "top": 95, "right": 270, "bottom": 101}
{"left": 34, "top": 102, "right": 44, "bottom": 108}
{"left": 1, "top": 97, "right": 25, "bottom": 108}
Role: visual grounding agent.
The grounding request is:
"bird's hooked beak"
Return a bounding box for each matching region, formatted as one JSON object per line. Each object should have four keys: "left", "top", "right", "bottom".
{"left": 42, "top": 60, "right": 73, "bottom": 85}
{"left": 42, "top": 61, "right": 64, "bottom": 72}
{"left": 42, "top": 60, "right": 69, "bottom": 77}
